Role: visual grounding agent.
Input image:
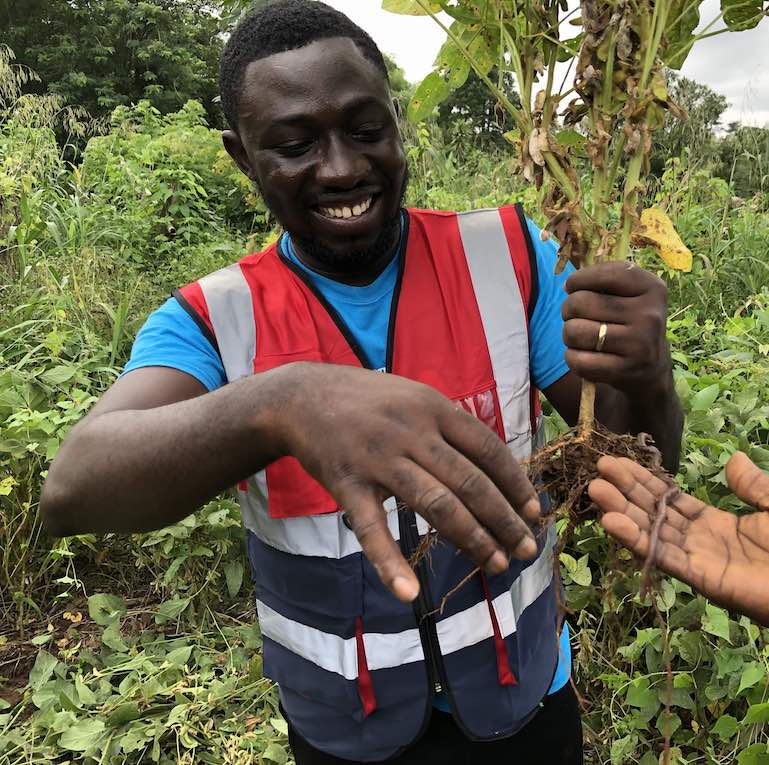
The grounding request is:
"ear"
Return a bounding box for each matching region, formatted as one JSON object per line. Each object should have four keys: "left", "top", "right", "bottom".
{"left": 222, "top": 129, "right": 257, "bottom": 181}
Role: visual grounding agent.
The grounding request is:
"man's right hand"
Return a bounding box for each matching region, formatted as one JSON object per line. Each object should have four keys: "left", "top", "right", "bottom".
{"left": 275, "top": 363, "right": 542, "bottom": 603}
{"left": 588, "top": 452, "right": 769, "bottom": 626}
{"left": 42, "top": 362, "right": 541, "bottom": 606}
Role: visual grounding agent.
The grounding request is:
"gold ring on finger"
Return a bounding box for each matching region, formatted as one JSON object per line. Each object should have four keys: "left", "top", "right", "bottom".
{"left": 595, "top": 322, "right": 608, "bottom": 352}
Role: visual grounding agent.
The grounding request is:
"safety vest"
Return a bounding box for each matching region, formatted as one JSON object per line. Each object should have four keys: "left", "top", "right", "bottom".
{"left": 176, "top": 205, "right": 559, "bottom": 762}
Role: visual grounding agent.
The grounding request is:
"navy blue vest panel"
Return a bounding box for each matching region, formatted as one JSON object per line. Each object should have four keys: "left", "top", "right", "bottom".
{"left": 245, "top": 517, "right": 559, "bottom": 760}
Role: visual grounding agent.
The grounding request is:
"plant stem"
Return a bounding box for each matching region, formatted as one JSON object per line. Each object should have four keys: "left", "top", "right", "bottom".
{"left": 578, "top": 380, "right": 597, "bottom": 436}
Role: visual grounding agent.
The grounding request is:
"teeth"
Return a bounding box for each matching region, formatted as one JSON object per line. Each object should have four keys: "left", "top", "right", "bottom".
{"left": 319, "top": 197, "right": 372, "bottom": 220}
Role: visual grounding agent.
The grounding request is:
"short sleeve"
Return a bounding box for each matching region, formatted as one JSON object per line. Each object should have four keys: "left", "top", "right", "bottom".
{"left": 526, "top": 218, "right": 575, "bottom": 391}
{"left": 123, "top": 297, "right": 227, "bottom": 392}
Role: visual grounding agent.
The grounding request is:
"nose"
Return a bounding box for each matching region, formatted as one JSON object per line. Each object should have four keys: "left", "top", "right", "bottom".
{"left": 315, "top": 133, "right": 370, "bottom": 189}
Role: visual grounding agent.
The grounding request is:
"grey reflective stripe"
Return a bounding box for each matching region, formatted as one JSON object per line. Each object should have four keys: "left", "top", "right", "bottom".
{"left": 456, "top": 209, "right": 532, "bottom": 452}
{"left": 241, "top": 489, "right": 430, "bottom": 558}
{"left": 254, "top": 524, "right": 556, "bottom": 678}
{"left": 437, "top": 522, "right": 555, "bottom": 654}
{"left": 198, "top": 263, "right": 256, "bottom": 381}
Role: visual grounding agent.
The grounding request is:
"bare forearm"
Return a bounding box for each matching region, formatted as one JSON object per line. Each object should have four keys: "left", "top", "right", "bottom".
{"left": 40, "top": 368, "right": 291, "bottom": 536}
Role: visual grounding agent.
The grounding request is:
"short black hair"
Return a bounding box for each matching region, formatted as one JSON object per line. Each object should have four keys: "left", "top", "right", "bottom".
{"left": 220, "top": 0, "right": 390, "bottom": 130}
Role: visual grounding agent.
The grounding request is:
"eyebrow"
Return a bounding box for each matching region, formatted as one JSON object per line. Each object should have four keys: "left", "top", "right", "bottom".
{"left": 251, "top": 95, "right": 388, "bottom": 131}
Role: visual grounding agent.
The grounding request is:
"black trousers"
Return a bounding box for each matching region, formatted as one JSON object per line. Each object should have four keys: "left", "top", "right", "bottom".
{"left": 287, "top": 683, "right": 584, "bottom": 765}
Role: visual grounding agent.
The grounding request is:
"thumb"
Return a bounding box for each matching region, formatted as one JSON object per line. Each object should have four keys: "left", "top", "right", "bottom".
{"left": 726, "top": 452, "right": 769, "bottom": 512}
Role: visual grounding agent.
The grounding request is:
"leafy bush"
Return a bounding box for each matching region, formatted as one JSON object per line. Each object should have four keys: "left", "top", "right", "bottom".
{"left": 80, "top": 100, "right": 267, "bottom": 270}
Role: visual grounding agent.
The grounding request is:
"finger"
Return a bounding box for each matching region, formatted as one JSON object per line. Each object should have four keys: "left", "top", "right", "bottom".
{"left": 564, "top": 261, "right": 653, "bottom": 297}
{"left": 441, "top": 407, "right": 541, "bottom": 525}
{"left": 563, "top": 349, "right": 628, "bottom": 385}
{"left": 391, "top": 458, "right": 535, "bottom": 566}
{"left": 563, "top": 319, "right": 630, "bottom": 354}
{"left": 606, "top": 457, "right": 706, "bottom": 523}
{"left": 588, "top": 478, "right": 686, "bottom": 547}
{"left": 337, "top": 486, "right": 420, "bottom": 603}
{"left": 726, "top": 452, "right": 769, "bottom": 512}
{"left": 600, "top": 513, "right": 690, "bottom": 581}
{"left": 593, "top": 457, "right": 689, "bottom": 533}
{"left": 562, "top": 290, "right": 633, "bottom": 324}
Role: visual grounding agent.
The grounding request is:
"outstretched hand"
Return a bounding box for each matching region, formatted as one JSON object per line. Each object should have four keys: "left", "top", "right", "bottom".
{"left": 279, "top": 363, "right": 542, "bottom": 604}
{"left": 588, "top": 452, "right": 769, "bottom": 626}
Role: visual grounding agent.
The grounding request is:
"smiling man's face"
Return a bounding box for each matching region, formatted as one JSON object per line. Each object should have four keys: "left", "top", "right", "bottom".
{"left": 223, "top": 37, "right": 408, "bottom": 277}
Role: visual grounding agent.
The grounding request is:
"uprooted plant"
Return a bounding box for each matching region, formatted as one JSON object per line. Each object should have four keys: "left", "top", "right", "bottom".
{"left": 386, "top": 0, "right": 766, "bottom": 518}
{"left": 384, "top": 0, "right": 768, "bottom": 759}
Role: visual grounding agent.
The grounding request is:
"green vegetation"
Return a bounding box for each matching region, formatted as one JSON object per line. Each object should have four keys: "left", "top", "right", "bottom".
{"left": 2, "top": 6, "right": 769, "bottom": 763}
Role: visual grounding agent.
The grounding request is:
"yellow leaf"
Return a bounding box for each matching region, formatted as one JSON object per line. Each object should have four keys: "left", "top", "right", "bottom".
{"left": 632, "top": 207, "right": 693, "bottom": 272}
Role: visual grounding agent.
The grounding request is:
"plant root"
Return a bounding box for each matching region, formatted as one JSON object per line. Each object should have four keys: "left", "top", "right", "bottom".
{"left": 526, "top": 424, "right": 668, "bottom": 527}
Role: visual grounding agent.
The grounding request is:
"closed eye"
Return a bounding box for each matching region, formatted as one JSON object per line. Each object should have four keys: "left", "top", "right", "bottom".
{"left": 352, "top": 125, "right": 384, "bottom": 142}
{"left": 275, "top": 140, "right": 314, "bottom": 157}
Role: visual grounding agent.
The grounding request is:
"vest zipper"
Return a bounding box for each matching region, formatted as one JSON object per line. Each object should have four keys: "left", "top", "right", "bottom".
{"left": 399, "top": 508, "right": 446, "bottom": 698}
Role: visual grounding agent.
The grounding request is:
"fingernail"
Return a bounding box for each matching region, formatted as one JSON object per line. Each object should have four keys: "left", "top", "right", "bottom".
{"left": 487, "top": 550, "right": 509, "bottom": 575}
{"left": 513, "top": 535, "right": 538, "bottom": 560}
{"left": 523, "top": 498, "right": 541, "bottom": 521}
{"left": 393, "top": 576, "right": 419, "bottom": 602}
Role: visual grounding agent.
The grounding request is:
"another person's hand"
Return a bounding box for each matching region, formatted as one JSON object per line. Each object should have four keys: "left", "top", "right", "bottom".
{"left": 588, "top": 452, "right": 769, "bottom": 625}
{"left": 562, "top": 262, "right": 670, "bottom": 395}
{"left": 276, "top": 363, "right": 542, "bottom": 603}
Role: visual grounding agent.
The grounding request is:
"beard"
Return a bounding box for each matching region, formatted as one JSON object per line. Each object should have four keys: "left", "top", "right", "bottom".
{"left": 291, "top": 206, "right": 402, "bottom": 271}
{"left": 257, "top": 166, "right": 410, "bottom": 273}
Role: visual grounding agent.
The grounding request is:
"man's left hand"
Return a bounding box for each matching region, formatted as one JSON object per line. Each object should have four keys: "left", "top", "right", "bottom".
{"left": 561, "top": 261, "right": 671, "bottom": 395}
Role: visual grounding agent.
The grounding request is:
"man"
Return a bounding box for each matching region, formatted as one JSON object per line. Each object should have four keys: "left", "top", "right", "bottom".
{"left": 589, "top": 452, "right": 769, "bottom": 626}
{"left": 40, "top": 2, "right": 682, "bottom": 762}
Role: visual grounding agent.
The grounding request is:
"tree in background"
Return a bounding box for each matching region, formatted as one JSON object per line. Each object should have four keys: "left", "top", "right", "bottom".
{"left": 436, "top": 68, "right": 520, "bottom": 149}
{"left": 0, "top": 0, "right": 225, "bottom": 127}
{"left": 718, "top": 123, "right": 769, "bottom": 199}
{"left": 650, "top": 73, "right": 728, "bottom": 175}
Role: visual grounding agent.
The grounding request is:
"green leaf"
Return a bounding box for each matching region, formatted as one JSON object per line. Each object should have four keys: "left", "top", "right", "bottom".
{"left": 408, "top": 72, "right": 451, "bottom": 124}
{"left": 721, "top": 0, "right": 768, "bottom": 30}
{"left": 656, "top": 711, "right": 681, "bottom": 737}
{"left": 263, "top": 742, "right": 288, "bottom": 764}
{"left": 28, "top": 650, "right": 59, "bottom": 690}
{"left": 59, "top": 719, "right": 106, "bottom": 751}
{"left": 571, "top": 555, "right": 592, "bottom": 586}
{"left": 166, "top": 645, "right": 193, "bottom": 667}
{"left": 155, "top": 596, "right": 191, "bottom": 625}
{"left": 30, "top": 633, "right": 52, "bottom": 645}
{"left": 738, "top": 744, "right": 769, "bottom": 765}
{"left": 738, "top": 662, "right": 765, "bottom": 694}
{"left": 664, "top": 0, "right": 703, "bottom": 69}
{"left": 626, "top": 679, "right": 659, "bottom": 711}
{"left": 107, "top": 702, "right": 141, "bottom": 726}
{"left": 271, "top": 717, "right": 289, "bottom": 736}
{"left": 101, "top": 622, "right": 128, "bottom": 651}
{"left": 555, "top": 129, "right": 586, "bottom": 150}
{"left": 712, "top": 714, "right": 739, "bottom": 740}
{"left": 87, "top": 593, "right": 127, "bottom": 626}
{"left": 702, "top": 602, "right": 731, "bottom": 642}
{"left": 75, "top": 675, "right": 97, "bottom": 707}
{"left": 690, "top": 383, "right": 721, "bottom": 411}
{"left": 744, "top": 702, "right": 769, "bottom": 725}
{"left": 610, "top": 733, "right": 637, "bottom": 765}
{"left": 41, "top": 364, "right": 77, "bottom": 386}
{"left": 224, "top": 560, "right": 244, "bottom": 599}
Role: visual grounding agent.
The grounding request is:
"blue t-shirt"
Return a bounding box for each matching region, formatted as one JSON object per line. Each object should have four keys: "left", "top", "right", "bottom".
{"left": 124, "top": 213, "right": 575, "bottom": 694}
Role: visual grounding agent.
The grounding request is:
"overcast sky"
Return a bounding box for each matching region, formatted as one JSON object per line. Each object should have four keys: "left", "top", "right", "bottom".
{"left": 326, "top": 0, "right": 769, "bottom": 129}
